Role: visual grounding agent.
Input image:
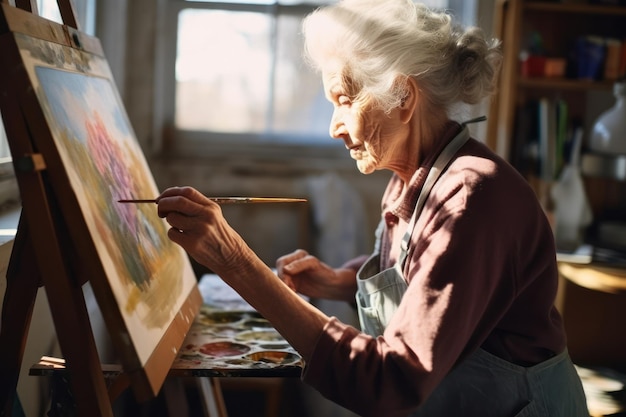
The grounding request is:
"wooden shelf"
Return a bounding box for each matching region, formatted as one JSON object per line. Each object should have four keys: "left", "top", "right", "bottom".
{"left": 581, "top": 153, "right": 626, "bottom": 181}
{"left": 487, "top": 0, "right": 626, "bottom": 158}
{"left": 518, "top": 77, "right": 615, "bottom": 91}
{"left": 558, "top": 262, "right": 626, "bottom": 294}
{"left": 525, "top": 2, "right": 626, "bottom": 16}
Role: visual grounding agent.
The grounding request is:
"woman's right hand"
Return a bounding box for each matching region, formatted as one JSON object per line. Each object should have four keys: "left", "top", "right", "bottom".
{"left": 276, "top": 249, "right": 357, "bottom": 301}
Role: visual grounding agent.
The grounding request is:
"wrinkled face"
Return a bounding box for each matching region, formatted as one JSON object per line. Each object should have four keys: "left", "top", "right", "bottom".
{"left": 322, "top": 69, "right": 407, "bottom": 175}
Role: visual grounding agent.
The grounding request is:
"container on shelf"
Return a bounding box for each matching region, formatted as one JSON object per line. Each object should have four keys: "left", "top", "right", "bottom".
{"left": 589, "top": 81, "right": 626, "bottom": 155}
{"left": 581, "top": 152, "right": 626, "bottom": 181}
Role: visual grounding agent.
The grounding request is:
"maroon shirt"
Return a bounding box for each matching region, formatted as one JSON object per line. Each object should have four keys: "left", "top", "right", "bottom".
{"left": 303, "top": 123, "right": 566, "bottom": 416}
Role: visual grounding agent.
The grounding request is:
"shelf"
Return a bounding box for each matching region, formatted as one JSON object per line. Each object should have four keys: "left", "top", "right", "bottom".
{"left": 558, "top": 261, "right": 626, "bottom": 294}
{"left": 581, "top": 153, "right": 626, "bottom": 181}
{"left": 518, "top": 77, "right": 616, "bottom": 91}
{"left": 487, "top": 0, "right": 626, "bottom": 156}
{"left": 525, "top": 2, "right": 626, "bottom": 16}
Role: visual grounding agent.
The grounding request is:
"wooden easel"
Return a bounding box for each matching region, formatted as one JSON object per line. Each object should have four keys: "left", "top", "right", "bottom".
{"left": 0, "top": 1, "right": 209, "bottom": 415}
{"left": 0, "top": 2, "right": 124, "bottom": 415}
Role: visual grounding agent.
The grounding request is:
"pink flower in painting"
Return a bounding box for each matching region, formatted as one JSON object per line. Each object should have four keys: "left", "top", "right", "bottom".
{"left": 85, "top": 113, "right": 137, "bottom": 233}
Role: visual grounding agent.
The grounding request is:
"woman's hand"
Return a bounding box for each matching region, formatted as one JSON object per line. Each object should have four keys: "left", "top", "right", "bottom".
{"left": 276, "top": 249, "right": 357, "bottom": 301}
{"left": 158, "top": 187, "right": 331, "bottom": 359}
{"left": 156, "top": 186, "right": 252, "bottom": 276}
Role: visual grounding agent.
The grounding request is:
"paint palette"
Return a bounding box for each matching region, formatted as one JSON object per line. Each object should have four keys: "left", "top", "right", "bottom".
{"left": 171, "top": 276, "right": 303, "bottom": 376}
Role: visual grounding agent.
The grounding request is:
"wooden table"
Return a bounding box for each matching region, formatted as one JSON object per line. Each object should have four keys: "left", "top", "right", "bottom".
{"left": 558, "top": 262, "right": 626, "bottom": 294}
{"left": 557, "top": 261, "right": 626, "bottom": 417}
{"left": 30, "top": 274, "right": 303, "bottom": 416}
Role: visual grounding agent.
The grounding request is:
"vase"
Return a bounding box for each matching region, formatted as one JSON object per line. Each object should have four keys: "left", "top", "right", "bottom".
{"left": 551, "top": 127, "right": 593, "bottom": 251}
{"left": 589, "top": 81, "right": 626, "bottom": 155}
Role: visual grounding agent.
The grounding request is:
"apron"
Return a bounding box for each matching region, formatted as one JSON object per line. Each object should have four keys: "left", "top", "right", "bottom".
{"left": 355, "top": 120, "right": 588, "bottom": 417}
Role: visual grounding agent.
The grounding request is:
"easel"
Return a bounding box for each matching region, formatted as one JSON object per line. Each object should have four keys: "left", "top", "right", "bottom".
{"left": 0, "top": 1, "right": 132, "bottom": 415}
{"left": 0, "top": 1, "right": 209, "bottom": 415}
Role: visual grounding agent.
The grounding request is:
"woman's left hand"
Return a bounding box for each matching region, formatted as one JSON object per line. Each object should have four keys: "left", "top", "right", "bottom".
{"left": 156, "top": 186, "right": 251, "bottom": 275}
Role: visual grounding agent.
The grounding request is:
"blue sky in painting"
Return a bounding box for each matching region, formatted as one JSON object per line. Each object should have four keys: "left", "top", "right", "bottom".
{"left": 34, "top": 67, "right": 133, "bottom": 145}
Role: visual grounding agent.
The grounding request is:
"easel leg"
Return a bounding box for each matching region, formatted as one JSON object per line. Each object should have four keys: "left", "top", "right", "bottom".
{"left": 197, "top": 378, "right": 229, "bottom": 417}
{"left": 0, "top": 221, "right": 40, "bottom": 417}
{"left": 1, "top": 216, "right": 116, "bottom": 417}
{"left": 162, "top": 378, "right": 190, "bottom": 417}
{"left": 47, "top": 372, "right": 76, "bottom": 417}
{"left": 42, "top": 261, "right": 115, "bottom": 417}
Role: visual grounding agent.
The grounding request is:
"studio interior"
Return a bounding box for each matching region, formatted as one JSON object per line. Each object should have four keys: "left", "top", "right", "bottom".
{"left": 0, "top": 0, "right": 625, "bottom": 416}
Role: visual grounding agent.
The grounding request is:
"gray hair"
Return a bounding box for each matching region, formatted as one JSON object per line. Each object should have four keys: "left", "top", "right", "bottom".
{"left": 303, "top": 0, "right": 502, "bottom": 114}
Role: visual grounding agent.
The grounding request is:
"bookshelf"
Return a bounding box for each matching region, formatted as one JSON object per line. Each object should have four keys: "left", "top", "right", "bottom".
{"left": 488, "top": 0, "right": 626, "bottom": 159}
{"left": 487, "top": 0, "right": 626, "bottom": 216}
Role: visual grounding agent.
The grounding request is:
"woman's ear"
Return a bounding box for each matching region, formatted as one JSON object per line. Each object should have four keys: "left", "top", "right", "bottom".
{"left": 399, "top": 77, "right": 419, "bottom": 124}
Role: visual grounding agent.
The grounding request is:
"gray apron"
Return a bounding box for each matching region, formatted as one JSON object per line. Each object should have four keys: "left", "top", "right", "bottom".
{"left": 355, "top": 123, "right": 588, "bottom": 416}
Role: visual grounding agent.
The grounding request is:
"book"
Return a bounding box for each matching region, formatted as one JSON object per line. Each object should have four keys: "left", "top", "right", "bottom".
{"left": 576, "top": 36, "right": 606, "bottom": 80}
{"left": 604, "top": 38, "right": 622, "bottom": 80}
{"left": 555, "top": 99, "right": 568, "bottom": 178}
{"left": 538, "top": 97, "right": 557, "bottom": 181}
{"left": 511, "top": 99, "right": 539, "bottom": 176}
{"left": 619, "top": 40, "right": 626, "bottom": 79}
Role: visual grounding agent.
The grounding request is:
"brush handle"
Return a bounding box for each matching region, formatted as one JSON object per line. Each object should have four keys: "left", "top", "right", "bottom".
{"left": 117, "top": 197, "right": 306, "bottom": 204}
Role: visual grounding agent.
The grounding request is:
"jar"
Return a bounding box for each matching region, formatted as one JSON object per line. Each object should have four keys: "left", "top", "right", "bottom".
{"left": 589, "top": 81, "right": 626, "bottom": 155}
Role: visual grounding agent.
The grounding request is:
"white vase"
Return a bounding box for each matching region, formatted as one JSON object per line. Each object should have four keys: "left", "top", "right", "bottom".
{"left": 551, "top": 128, "right": 593, "bottom": 251}
{"left": 589, "top": 81, "right": 626, "bottom": 155}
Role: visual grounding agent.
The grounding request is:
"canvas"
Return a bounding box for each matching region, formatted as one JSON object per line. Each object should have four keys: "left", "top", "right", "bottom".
{"left": 0, "top": 13, "right": 200, "bottom": 400}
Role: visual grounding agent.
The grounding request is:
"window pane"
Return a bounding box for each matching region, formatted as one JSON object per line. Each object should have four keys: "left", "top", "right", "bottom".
{"left": 272, "top": 13, "right": 332, "bottom": 140}
{"left": 37, "top": 0, "right": 95, "bottom": 34}
{"left": 176, "top": 9, "right": 272, "bottom": 133}
{"left": 185, "top": 0, "right": 337, "bottom": 4}
{"left": 185, "top": 0, "right": 275, "bottom": 4}
{"left": 38, "top": 0, "right": 62, "bottom": 24}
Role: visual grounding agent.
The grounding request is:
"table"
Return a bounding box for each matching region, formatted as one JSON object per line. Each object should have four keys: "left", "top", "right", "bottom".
{"left": 557, "top": 262, "right": 626, "bottom": 417}
{"left": 30, "top": 274, "right": 303, "bottom": 416}
{"left": 557, "top": 262, "right": 626, "bottom": 295}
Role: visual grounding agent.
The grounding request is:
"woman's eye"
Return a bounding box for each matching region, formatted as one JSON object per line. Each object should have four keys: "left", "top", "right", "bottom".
{"left": 338, "top": 96, "right": 351, "bottom": 106}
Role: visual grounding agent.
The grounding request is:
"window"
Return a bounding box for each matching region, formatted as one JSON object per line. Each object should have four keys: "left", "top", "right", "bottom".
{"left": 174, "top": 5, "right": 329, "bottom": 140}
{"left": 37, "top": 0, "right": 96, "bottom": 33}
{"left": 157, "top": 0, "right": 451, "bottom": 158}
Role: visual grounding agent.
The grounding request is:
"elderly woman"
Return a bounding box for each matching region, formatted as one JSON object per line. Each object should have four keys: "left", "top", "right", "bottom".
{"left": 157, "top": 0, "right": 588, "bottom": 415}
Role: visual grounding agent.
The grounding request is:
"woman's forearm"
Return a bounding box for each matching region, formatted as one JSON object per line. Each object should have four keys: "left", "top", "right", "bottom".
{"left": 215, "top": 251, "right": 330, "bottom": 360}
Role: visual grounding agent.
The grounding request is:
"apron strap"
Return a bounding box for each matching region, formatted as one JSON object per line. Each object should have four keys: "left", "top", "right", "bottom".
{"left": 461, "top": 115, "right": 487, "bottom": 126}
{"left": 397, "top": 124, "right": 472, "bottom": 268}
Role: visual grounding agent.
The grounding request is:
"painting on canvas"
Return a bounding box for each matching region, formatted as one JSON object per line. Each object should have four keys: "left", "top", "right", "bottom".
{"left": 13, "top": 32, "right": 199, "bottom": 369}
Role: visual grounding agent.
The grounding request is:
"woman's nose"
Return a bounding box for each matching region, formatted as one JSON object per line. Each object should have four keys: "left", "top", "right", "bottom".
{"left": 329, "top": 110, "right": 346, "bottom": 139}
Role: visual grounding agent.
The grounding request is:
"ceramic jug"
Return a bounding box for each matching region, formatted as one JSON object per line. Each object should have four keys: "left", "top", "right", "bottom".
{"left": 589, "top": 81, "right": 626, "bottom": 155}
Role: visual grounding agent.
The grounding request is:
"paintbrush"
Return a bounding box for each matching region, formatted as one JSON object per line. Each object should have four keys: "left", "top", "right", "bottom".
{"left": 118, "top": 197, "right": 307, "bottom": 204}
